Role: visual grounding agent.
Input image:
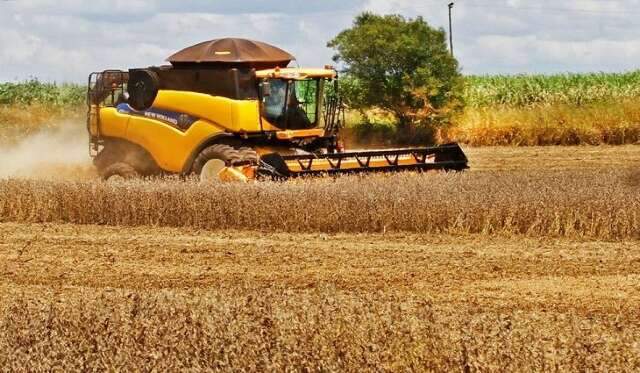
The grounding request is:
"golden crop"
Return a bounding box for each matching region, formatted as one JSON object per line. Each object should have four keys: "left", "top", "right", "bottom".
{"left": 1, "top": 168, "right": 638, "bottom": 239}
{"left": 445, "top": 99, "right": 640, "bottom": 146}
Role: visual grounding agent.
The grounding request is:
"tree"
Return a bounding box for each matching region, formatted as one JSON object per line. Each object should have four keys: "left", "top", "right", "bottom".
{"left": 328, "top": 13, "right": 464, "bottom": 134}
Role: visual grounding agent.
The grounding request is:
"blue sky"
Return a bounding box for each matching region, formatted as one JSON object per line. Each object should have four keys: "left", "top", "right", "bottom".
{"left": 1, "top": 0, "right": 639, "bottom": 82}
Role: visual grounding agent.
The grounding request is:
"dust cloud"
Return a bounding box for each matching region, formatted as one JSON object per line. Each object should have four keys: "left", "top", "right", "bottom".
{"left": 0, "top": 122, "right": 96, "bottom": 180}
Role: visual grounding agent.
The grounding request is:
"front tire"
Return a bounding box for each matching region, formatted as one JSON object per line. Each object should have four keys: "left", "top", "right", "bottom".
{"left": 237, "top": 147, "right": 259, "bottom": 164}
{"left": 192, "top": 144, "right": 243, "bottom": 182}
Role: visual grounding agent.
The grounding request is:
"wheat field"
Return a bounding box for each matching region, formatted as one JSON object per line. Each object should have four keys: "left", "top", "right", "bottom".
{"left": 1, "top": 167, "right": 638, "bottom": 239}
{"left": 0, "top": 146, "right": 639, "bottom": 370}
{"left": 3, "top": 70, "right": 640, "bottom": 371}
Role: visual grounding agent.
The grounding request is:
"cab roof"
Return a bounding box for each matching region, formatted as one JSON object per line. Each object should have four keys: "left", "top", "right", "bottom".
{"left": 167, "top": 38, "right": 294, "bottom": 67}
{"left": 255, "top": 68, "right": 337, "bottom": 80}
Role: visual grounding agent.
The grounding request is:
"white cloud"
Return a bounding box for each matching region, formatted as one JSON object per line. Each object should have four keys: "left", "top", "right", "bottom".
{"left": 10, "top": 0, "right": 155, "bottom": 14}
{"left": 460, "top": 35, "right": 640, "bottom": 74}
{"left": 0, "top": 31, "right": 41, "bottom": 64}
{"left": 0, "top": 0, "right": 640, "bottom": 81}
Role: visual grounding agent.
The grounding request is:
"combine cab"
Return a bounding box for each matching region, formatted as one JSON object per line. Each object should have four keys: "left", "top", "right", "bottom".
{"left": 87, "top": 38, "right": 468, "bottom": 181}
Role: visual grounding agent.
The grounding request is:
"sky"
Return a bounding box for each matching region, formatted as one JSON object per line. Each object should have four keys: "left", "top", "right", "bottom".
{"left": 1, "top": 0, "right": 639, "bottom": 82}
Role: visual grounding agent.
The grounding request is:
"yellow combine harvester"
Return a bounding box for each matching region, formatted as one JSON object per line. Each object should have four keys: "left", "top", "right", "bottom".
{"left": 87, "top": 38, "right": 468, "bottom": 181}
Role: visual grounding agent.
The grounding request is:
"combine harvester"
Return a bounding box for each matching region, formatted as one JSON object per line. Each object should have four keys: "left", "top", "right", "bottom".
{"left": 87, "top": 38, "right": 468, "bottom": 181}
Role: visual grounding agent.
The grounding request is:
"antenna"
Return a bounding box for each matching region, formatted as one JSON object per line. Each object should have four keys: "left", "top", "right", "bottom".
{"left": 448, "top": 2, "right": 454, "bottom": 57}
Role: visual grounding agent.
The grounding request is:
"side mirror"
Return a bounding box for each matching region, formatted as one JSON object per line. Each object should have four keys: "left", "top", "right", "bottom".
{"left": 261, "top": 81, "right": 271, "bottom": 97}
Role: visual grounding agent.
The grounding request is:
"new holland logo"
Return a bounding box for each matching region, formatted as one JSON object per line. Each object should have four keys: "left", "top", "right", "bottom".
{"left": 143, "top": 111, "right": 178, "bottom": 125}
{"left": 117, "top": 103, "right": 198, "bottom": 131}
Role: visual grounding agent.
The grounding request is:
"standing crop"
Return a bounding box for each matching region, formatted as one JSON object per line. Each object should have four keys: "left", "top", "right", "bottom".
{"left": 1, "top": 169, "right": 638, "bottom": 239}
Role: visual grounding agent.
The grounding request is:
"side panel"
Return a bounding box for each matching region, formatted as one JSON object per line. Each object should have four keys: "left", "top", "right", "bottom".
{"left": 126, "top": 117, "right": 225, "bottom": 172}
{"left": 153, "top": 90, "right": 265, "bottom": 133}
{"left": 98, "top": 107, "right": 130, "bottom": 138}
{"left": 231, "top": 100, "right": 272, "bottom": 132}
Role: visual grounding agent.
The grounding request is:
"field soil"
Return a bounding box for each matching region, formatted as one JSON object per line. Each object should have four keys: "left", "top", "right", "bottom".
{"left": 465, "top": 144, "right": 640, "bottom": 171}
{"left": 1, "top": 223, "right": 639, "bottom": 370}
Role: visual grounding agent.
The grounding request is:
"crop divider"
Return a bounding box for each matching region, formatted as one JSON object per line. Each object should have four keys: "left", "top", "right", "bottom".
{"left": 327, "top": 158, "right": 343, "bottom": 170}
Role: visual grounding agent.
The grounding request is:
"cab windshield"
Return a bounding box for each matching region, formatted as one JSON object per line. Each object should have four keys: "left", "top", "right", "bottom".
{"left": 261, "top": 78, "right": 320, "bottom": 130}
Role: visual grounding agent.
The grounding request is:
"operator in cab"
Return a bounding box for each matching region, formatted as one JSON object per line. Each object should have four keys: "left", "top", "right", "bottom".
{"left": 262, "top": 80, "right": 312, "bottom": 130}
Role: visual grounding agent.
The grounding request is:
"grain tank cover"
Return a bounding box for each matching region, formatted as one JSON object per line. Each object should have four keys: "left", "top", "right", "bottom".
{"left": 167, "top": 38, "right": 295, "bottom": 68}
{"left": 127, "top": 66, "right": 259, "bottom": 111}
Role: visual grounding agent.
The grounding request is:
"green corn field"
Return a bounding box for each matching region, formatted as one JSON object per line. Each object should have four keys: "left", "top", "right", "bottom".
{"left": 4, "top": 71, "right": 640, "bottom": 109}
{"left": 0, "top": 79, "right": 85, "bottom": 107}
{"left": 3, "top": 72, "right": 640, "bottom": 146}
{"left": 464, "top": 70, "right": 640, "bottom": 107}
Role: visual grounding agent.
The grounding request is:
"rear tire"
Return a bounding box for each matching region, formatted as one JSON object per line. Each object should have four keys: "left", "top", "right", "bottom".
{"left": 94, "top": 139, "right": 161, "bottom": 177}
{"left": 101, "top": 162, "right": 138, "bottom": 181}
{"left": 192, "top": 144, "right": 243, "bottom": 182}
